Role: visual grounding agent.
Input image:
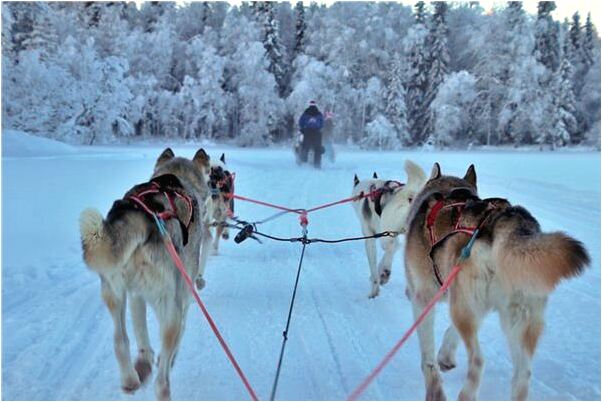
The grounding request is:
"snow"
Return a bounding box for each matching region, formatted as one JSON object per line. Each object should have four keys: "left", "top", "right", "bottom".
{"left": 2, "top": 130, "right": 77, "bottom": 158}
{"left": 2, "top": 138, "right": 600, "bottom": 400}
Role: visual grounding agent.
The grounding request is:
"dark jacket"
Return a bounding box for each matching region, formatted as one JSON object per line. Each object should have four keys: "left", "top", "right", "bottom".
{"left": 299, "top": 106, "right": 324, "bottom": 132}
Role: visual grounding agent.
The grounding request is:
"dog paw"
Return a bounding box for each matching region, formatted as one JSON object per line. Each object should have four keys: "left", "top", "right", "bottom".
{"left": 135, "top": 357, "right": 153, "bottom": 384}
{"left": 195, "top": 276, "right": 206, "bottom": 291}
{"left": 122, "top": 374, "right": 141, "bottom": 394}
{"left": 438, "top": 356, "right": 456, "bottom": 372}
{"left": 368, "top": 282, "right": 380, "bottom": 298}
{"left": 379, "top": 269, "right": 391, "bottom": 285}
{"left": 426, "top": 383, "right": 446, "bottom": 401}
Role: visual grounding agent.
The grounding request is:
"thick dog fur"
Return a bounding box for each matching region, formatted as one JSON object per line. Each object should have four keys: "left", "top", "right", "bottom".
{"left": 404, "top": 163, "right": 589, "bottom": 401}
{"left": 352, "top": 160, "right": 427, "bottom": 298}
{"left": 79, "top": 148, "right": 210, "bottom": 400}
{"left": 194, "top": 153, "right": 234, "bottom": 291}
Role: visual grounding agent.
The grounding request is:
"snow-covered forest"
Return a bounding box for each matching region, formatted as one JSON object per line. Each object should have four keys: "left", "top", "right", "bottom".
{"left": 2, "top": 1, "right": 601, "bottom": 149}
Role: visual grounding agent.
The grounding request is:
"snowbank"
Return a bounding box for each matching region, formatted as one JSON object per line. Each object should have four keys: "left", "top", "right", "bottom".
{"left": 2, "top": 130, "right": 77, "bottom": 158}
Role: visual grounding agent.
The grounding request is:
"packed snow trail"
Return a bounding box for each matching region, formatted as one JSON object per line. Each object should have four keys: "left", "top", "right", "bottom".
{"left": 2, "top": 138, "right": 600, "bottom": 400}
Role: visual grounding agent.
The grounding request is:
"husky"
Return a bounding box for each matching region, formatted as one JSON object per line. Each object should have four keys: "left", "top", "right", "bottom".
{"left": 79, "top": 148, "right": 211, "bottom": 400}
{"left": 351, "top": 160, "right": 427, "bottom": 298}
{"left": 195, "top": 153, "right": 235, "bottom": 291}
{"left": 404, "top": 163, "right": 589, "bottom": 401}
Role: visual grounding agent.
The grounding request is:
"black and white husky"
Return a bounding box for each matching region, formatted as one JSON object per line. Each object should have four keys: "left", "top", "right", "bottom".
{"left": 351, "top": 160, "right": 427, "bottom": 298}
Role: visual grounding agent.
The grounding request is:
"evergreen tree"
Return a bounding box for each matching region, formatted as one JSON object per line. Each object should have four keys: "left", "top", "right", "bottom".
{"left": 534, "top": 1, "right": 560, "bottom": 71}
{"left": 259, "top": 2, "right": 287, "bottom": 96}
{"left": 294, "top": 2, "right": 306, "bottom": 58}
{"left": 422, "top": 1, "right": 449, "bottom": 144}
{"left": 404, "top": 3, "right": 429, "bottom": 145}
{"left": 583, "top": 12, "right": 595, "bottom": 66}
{"left": 540, "top": 46, "right": 577, "bottom": 148}
{"left": 383, "top": 55, "right": 411, "bottom": 145}
{"left": 569, "top": 12, "right": 582, "bottom": 64}
{"left": 414, "top": 1, "right": 427, "bottom": 25}
{"left": 2, "top": 3, "right": 15, "bottom": 60}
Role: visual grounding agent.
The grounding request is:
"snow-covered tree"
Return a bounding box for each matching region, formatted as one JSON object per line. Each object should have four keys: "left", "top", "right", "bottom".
{"left": 534, "top": 1, "right": 560, "bottom": 72}
{"left": 569, "top": 12, "right": 583, "bottom": 64}
{"left": 547, "top": 56, "right": 577, "bottom": 148}
{"left": 294, "top": 2, "right": 306, "bottom": 58}
{"left": 422, "top": 1, "right": 450, "bottom": 143}
{"left": 361, "top": 114, "right": 401, "bottom": 150}
{"left": 383, "top": 55, "right": 410, "bottom": 145}
{"left": 403, "top": 15, "right": 429, "bottom": 145}
{"left": 430, "top": 71, "right": 477, "bottom": 147}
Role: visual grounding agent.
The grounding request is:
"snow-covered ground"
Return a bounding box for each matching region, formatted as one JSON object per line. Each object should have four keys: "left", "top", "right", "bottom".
{"left": 2, "top": 132, "right": 600, "bottom": 400}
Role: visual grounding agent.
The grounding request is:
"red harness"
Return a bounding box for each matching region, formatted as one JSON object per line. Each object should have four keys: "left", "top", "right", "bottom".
{"left": 127, "top": 177, "right": 195, "bottom": 243}
{"left": 426, "top": 200, "right": 478, "bottom": 247}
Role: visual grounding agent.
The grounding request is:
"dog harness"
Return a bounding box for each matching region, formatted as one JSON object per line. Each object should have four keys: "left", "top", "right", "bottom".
{"left": 425, "top": 193, "right": 494, "bottom": 286}
{"left": 127, "top": 174, "right": 195, "bottom": 246}
{"left": 369, "top": 180, "right": 404, "bottom": 216}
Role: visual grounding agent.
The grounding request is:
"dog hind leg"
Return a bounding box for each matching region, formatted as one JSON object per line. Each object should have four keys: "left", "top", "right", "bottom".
{"left": 412, "top": 289, "right": 447, "bottom": 400}
{"left": 499, "top": 298, "right": 545, "bottom": 400}
{"left": 452, "top": 298, "right": 485, "bottom": 401}
{"left": 213, "top": 225, "right": 223, "bottom": 255}
{"left": 378, "top": 236, "right": 398, "bottom": 285}
{"left": 364, "top": 235, "right": 379, "bottom": 298}
{"left": 195, "top": 225, "right": 213, "bottom": 291}
{"left": 101, "top": 277, "right": 140, "bottom": 394}
{"left": 155, "top": 302, "right": 185, "bottom": 401}
{"left": 130, "top": 295, "right": 154, "bottom": 384}
{"left": 437, "top": 325, "right": 460, "bottom": 372}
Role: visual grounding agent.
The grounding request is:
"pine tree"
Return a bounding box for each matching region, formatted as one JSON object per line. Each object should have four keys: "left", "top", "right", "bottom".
{"left": 583, "top": 12, "right": 595, "bottom": 66}
{"left": 383, "top": 55, "right": 411, "bottom": 145}
{"left": 2, "top": 3, "right": 15, "bottom": 60}
{"left": 534, "top": 1, "right": 560, "bottom": 72}
{"left": 422, "top": 1, "right": 449, "bottom": 144}
{"left": 414, "top": 1, "right": 426, "bottom": 25}
{"left": 569, "top": 12, "right": 582, "bottom": 64}
{"left": 294, "top": 2, "right": 306, "bottom": 58}
{"left": 260, "top": 2, "right": 287, "bottom": 96}
{"left": 404, "top": 3, "right": 429, "bottom": 145}
{"left": 540, "top": 45, "right": 578, "bottom": 148}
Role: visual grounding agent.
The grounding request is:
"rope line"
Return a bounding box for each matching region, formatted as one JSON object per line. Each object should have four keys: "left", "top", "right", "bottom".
{"left": 269, "top": 238, "right": 308, "bottom": 401}
{"left": 153, "top": 216, "right": 259, "bottom": 401}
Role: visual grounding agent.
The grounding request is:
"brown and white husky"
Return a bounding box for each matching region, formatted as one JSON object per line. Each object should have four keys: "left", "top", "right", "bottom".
{"left": 404, "top": 163, "right": 589, "bottom": 400}
{"left": 351, "top": 160, "right": 427, "bottom": 298}
{"left": 79, "top": 148, "right": 211, "bottom": 400}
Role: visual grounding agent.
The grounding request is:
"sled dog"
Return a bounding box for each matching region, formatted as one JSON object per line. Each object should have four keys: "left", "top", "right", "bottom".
{"left": 404, "top": 162, "right": 589, "bottom": 400}
{"left": 79, "top": 148, "right": 211, "bottom": 400}
{"left": 195, "top": 153, "right": 235, "bottom": 290}
{"left": 352, "top": 160, "right": 427, "bottom": 298}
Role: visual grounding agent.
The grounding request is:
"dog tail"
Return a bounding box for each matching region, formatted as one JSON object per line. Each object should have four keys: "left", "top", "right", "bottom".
{"left": 404, "top": 160, "right": 426, "bottom": 192}
{"left": 493, "top": 230, "right": 589, "bottom": 294}
{"left": 79, "top": 207, "right": 149, "bottom": 273}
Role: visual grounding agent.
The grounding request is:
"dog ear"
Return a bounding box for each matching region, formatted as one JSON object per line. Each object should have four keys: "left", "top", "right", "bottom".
{"left": 429, "top": 162, "right": 441, "bottom": 180}
{"left": 372, "top": 172, "right": 378, "bottom": 179}
{"left": 353, "top": 174, "right": 360, "bottom": 187}
{"left": 405, "top": 160, "right": 427, "bottom": 191}
{"left": 463, "top": 164, "right": 477, "bottom": 187}
{"left": 156, "top": 148, "right": 174, "bottom": 167}
{"left": 193, "top": 148, "right": 210, "bottom": 170}
{"left": 220, "top": 153, "right": 226, "bottom": 164}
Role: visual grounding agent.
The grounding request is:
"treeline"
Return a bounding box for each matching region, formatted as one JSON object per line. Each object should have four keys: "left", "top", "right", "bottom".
{"left": 2, "top": 2, "right": 600, "bottom": 149}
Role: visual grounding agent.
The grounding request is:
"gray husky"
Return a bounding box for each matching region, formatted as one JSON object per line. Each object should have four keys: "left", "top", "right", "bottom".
{"left": 79, "top": 148, "right": 211, "bottom": 400}
{"left": 404, "top": 163, "right": 589, "bottom": 400}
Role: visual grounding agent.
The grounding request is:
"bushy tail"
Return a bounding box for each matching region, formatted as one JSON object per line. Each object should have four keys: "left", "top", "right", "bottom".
{"left": 404, "top": 160, "right": 427, "bottom": 192}
{"left": 493, "top": 231, "right": 589, "bottom": 294}
{"left": 79, "top": 208, "right": 148, "bottom": 273}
